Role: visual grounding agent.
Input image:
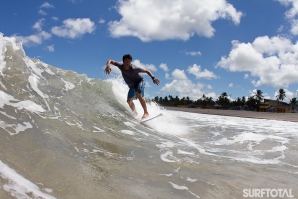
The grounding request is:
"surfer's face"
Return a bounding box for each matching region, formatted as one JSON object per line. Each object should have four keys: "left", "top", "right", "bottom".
{"left": 123, "top": 58, "right": 131, "bottom": 70}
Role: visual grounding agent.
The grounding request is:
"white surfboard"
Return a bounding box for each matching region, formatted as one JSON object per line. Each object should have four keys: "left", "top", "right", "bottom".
{"left": 140, "top": 113, "right": 162, "bottom": 123}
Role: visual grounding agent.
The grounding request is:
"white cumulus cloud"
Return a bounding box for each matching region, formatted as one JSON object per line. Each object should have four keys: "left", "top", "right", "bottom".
{"left": 51, "top": 18, "right": 96, "bottom": 39}
{"left": 98, "top": 18, "right": 105, "bottom": 24}
{"left": 52, "top": 17, "right": 59, "bottom": 21}
{"left": 187, "top": 64, "right": 218, "bottom": 79}
{"left": 161, "top": 70, "right": 216, "bottom": 99}
{"left": 165, "top": 73, "right": 170, "bottom": 79}
{"left": 47, "top": 45, "right": 54, "bottom": 52}
{"left": 40, "top": 2, "right": 54, "bottom": 8}
{"left": 159, "top": 63, "right": 169, "bottom": 72}
{"left": 13, "top": 31, "right": 51, "bottom": 46}
{"left": 217, "top": 35, "right": 298, "bottom": 88}
{"left": 278, "top": 0, "right": 298, "bottom": 35}
{"left": 172, "top": 69, "right": 188, "bottom": 80}
{"left": 13, "top": 19, "right": 51, "bottom": 46}
{"left": 33, "top": 19, "right": 45, "bottom": 31}
{"left": 108, "top": 0, "right": 242, "bottom": 41}
{"left": 185, "top": 51, "right": 202, "bottom": 56}
{"left": 161, "top": 69, "right": 216, "bottom": 99}
{"left": 38, "top": 10, "right": 47, "bottom": 16}
{"left": 132, "top": 60, "right": 157, "bottom": 71}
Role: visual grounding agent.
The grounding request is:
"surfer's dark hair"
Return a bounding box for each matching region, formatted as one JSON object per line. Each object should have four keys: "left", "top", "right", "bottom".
{"left": 123, "top": 54, "right": 132, "bottom": 62}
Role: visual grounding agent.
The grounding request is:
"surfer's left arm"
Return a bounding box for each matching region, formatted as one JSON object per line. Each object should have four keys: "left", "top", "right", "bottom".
{"left": 105, "top": 59, "right": 117, "bottom": 75}
{"left": 141, "top": 69, "right": 160, "bottom": 85}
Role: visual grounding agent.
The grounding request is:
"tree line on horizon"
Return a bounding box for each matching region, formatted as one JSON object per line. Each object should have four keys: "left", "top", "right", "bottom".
{"left": 152, "top": 89, "right": 298, "bottom": 111}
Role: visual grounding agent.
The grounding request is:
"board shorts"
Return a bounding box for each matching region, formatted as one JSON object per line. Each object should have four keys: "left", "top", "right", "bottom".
{"left": 127, "top": 79, "right": 145, "bottom": 100}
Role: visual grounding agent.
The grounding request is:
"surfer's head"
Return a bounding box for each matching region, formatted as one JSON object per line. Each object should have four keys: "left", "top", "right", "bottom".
{"left": 123, "top": 54, "right": 132, "bottom": 69}
{"left": 123, "top": 54, "right": 132, "bottom": 62}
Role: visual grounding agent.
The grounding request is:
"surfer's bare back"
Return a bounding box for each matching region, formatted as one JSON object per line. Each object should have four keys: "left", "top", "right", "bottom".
{"left": 105, "top": 54, "right": 160, "bottom": 119}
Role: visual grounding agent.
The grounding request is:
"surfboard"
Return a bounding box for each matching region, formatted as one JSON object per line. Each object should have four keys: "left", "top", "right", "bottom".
{"left": 140, "top": 113, "right": 162, "bottom": 123}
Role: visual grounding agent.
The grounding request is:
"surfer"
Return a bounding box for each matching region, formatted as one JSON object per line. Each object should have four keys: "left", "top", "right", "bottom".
{"left": 105, "top": 54, "right": 160, "bottom": 119}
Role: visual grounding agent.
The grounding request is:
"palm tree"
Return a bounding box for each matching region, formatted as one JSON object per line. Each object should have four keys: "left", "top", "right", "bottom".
{"left": 168, "top": 95, "right": 174, "bottom": 106}
{"left": 253, "top": 90, "right": 264, "bottom": 101}
{"left": 241, "top": 96, "right": 246, "bottom": 107}
{"left": 276, "top": 88, "right": 286, "bottom": 101}
{"left": 221, "top": 92, "right": 228, "bottom": 98}
{"left": 217, "top": 92, "right": 230, "bottom": 109}
{"left": 290, "top": 97, "right": 297, "bottom": 111}
{"left": 246, "top": 96, "right": 258, "bottom": 111}
{"left": 201, "top": 94, "right": 206, "bottom": 100}
{"left": 253, "top": 89, "right": 264, "bottom": 111}
{"left": 207, "top": 97, "right": 214, "bottom": 107}
{"left": 235, "top": 97, "right": 241, "bottom": 110}
{"left": 174, "top": 96, "right": 179, "bottom": 106}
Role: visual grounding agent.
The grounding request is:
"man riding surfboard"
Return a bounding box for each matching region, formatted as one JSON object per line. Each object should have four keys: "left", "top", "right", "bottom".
{"left": 105, "top": 54, "right": 160, "bottom": 119}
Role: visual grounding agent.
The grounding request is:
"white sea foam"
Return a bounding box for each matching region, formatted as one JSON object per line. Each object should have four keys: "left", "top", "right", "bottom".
{"left": 61, "top": 78, "right": 75, "bottom": 91}
{"left": 169, "top": 182, "right": 188, "bottom": 190}
{"left": 169, "top": 181, "right": 200, "bottom": 198}
{"left": 186, "top": 177, "right": 197, "bottom": 182}
{"left": 159, "top": 173, "right": 173, "bottom": 177}
{"left": 0, "top": 33, "right": 7, "bottom": 75}
{"left": 28, "top": 75, "right": 48, "bottom": 99}
{"left": 120, "top": 130, "right": 135, "bottom": 135}
{"left": 178, "top": 150, "right": 194, "bottom": 155}
{"left": 39, "top": 62, "right": 55, "bottom": 75}
{"left": 0, "top": 110, "right": 17, "bottom": 119}
{"left": 28, "top": 75, "right": 51, "bottom": 111}
{"left": 65, "top": 120, "right": 84, "bottom": 130}
{"left": 0, "top": 90, "right": 45, "bottom": 113}
{"left": 160, "top": 151, "right": 176, "bottom": 162}
{"left": 124, "top": 121, "right": 136, "bottom": 128}
{"left": 23, "top": 56, "right": 45, "bottom": 78}
{"left": 189, "top": 191, "right": 200, "bottom": 198}
{"left": 93, "top": 126, "right": 105, "bottom": 132}
{"left": 0, "top": 160, "right": 56, "bottom": 199}
{"left": 11, "top": 122, "right": 33, "bottom": 135}
{"left": 162, "top": 111, "right": 298, "bottom": 165}
{"left": 156, "top": 141, "right": 176, "bottom": 148}
{"left": 43, "top": 188, "right": 53, "bottom": 193}
{"left": 210, "top": 131, "right": 289, "bottom": 146}
{"left": 110, "top": 78, "right": 190, "bottom": 135}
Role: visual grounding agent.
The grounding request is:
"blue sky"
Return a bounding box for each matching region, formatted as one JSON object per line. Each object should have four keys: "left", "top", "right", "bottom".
{"left": 1, "top": 0, "right": 298, "bottom": 102}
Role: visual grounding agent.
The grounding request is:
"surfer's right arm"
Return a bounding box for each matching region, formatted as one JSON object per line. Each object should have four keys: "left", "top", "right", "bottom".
{"left": 105, "top": 59, "right": 116, "bottom": 75}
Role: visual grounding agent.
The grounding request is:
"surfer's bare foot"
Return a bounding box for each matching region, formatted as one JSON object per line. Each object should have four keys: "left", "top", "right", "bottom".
{"left": 141, "top": 113, "right": 149, "bottom": 119}
{"left": 133, "top": 111, "right": 138, "bottom": 117}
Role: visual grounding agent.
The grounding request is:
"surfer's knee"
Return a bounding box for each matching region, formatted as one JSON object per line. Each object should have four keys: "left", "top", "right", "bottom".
{"left": 127, "top": 98, "right": 133, "bottom": 104}
{"left": 136, "top": 92, "right": 142, "bottom": 100}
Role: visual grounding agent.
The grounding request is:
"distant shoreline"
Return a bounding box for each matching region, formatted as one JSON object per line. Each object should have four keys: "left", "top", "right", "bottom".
{"left": 164, "top": 107, "right": 298, "bottom": 122}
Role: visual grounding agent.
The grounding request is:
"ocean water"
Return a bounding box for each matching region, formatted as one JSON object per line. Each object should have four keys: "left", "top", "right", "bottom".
{"left": 0, "top": 33, "right": 297, "bottom": 199}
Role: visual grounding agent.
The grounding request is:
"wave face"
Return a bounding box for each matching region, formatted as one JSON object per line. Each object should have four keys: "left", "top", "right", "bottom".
{"left": 1, "top": 33, "right": 298, "bottom": 199}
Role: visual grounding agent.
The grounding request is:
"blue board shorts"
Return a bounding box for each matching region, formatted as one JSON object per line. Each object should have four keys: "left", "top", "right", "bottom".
{"left": 127, "top": 80, "right": 145, "bottom": 100}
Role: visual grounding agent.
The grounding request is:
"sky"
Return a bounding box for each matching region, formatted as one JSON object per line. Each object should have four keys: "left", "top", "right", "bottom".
{"left": 1, "top": 0, "right": 298, "bottom": 102}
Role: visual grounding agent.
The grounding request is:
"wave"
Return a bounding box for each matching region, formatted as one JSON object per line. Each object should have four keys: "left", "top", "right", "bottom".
{"left": 1, "top": 33, "right": 298, "bottom": 199}
{"left": 0, "top": 33, "right": 192, "bottom": 199}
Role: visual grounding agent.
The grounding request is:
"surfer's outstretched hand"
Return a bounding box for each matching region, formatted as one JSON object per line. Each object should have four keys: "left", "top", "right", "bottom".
{"left": 153, "top": 78, "right": 160, "bottom": 85}
{"left": 105, "top": 65, "right": 111, "bottom": 75}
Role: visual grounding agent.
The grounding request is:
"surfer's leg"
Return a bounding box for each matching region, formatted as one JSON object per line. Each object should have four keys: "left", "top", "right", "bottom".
{"left": 127, "top": 88, "right": 137, "bottom": 116}
{"left": 136, "top": 93, "right": 149, "bottom": 119}
{"left": 127, "top": 98, "right": 137, "bottom": 116}
{"left": 135, "top": 80, "right": 148, "bottom": 119}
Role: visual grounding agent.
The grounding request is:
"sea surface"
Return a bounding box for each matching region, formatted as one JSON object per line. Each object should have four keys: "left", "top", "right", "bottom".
{"left": 0, "top": 33, "right": 297, "bottom": 199}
